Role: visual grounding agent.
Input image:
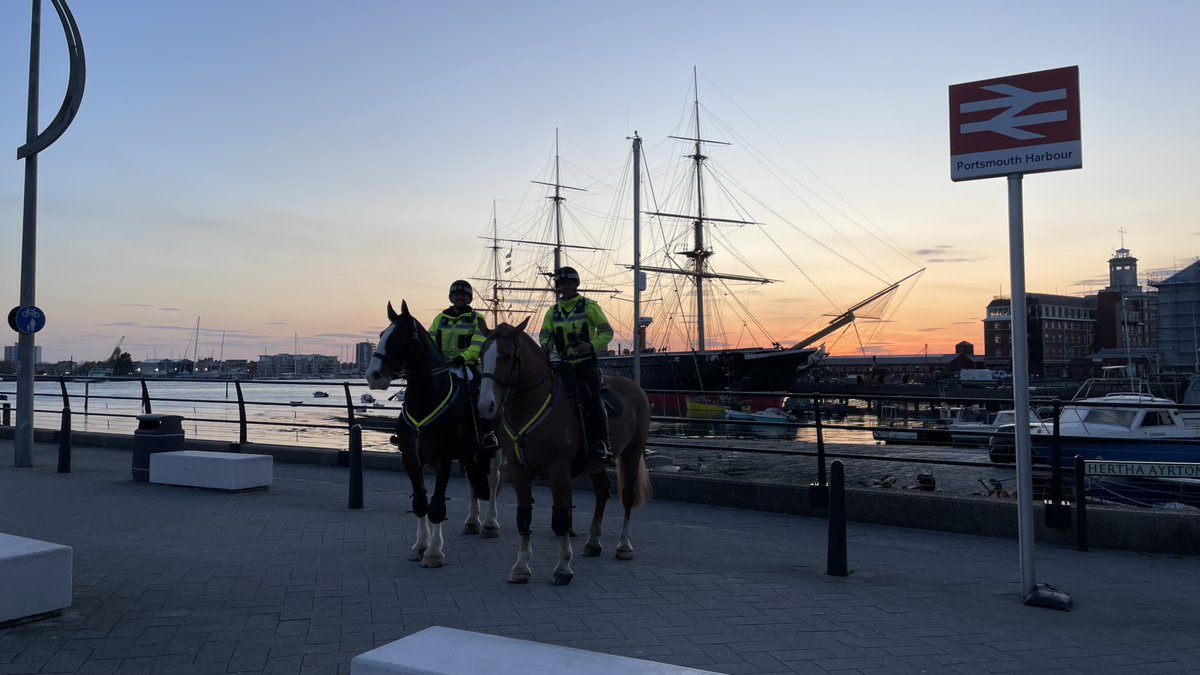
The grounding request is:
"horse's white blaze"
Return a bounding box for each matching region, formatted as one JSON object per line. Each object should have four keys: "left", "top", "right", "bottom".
{"left": 477, "top": 341, "right": 499, "bottom": 419}
{"left": 364, "top": 323, "right": 396, "bottom": 390}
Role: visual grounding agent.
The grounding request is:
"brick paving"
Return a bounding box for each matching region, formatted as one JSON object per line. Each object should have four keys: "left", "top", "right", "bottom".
{"left": 2, "top": 440, "right": 1200, "bottom": 674}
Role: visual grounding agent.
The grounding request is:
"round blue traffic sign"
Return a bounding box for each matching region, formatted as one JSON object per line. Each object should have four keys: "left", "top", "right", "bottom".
{"left": 8, "top": 306, "right": 46, "bottom": 334}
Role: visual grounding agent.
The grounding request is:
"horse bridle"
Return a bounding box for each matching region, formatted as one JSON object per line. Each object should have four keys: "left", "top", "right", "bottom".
{"left": 479, "top": 334, "right": 522, "bottom": 395}
{"left": 375, "top": 320, "right": 449, "bottom": 379}
{"left": 480, "top": 332, "right": 554, "bottom": 400}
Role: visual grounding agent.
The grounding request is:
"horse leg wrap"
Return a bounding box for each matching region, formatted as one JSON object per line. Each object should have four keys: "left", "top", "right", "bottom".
{"left": 428, "top": 497, "right": 447, "bottom": 524}
{"left": 551, "top": 506, "right": 573, "bottom": 537}
{"left": 411, "top": 491, "right": 429, "bottom": 518}
{"left": 516, "top": 507, "right": 533, "bottom": 536}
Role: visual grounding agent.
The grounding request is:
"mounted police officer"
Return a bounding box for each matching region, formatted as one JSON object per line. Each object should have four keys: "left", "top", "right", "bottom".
{"left": 430, "top": 280, "right": 499, "bottom": 457}
{"left": 538, "top": 266, "right": 614, "bottom": 464}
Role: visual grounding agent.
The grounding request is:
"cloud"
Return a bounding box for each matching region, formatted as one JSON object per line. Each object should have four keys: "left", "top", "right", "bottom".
{"left": 313, "top": 332, "right": 378, "bottom": 340}
{"left": 159, "top": 307, "right": 181, "bottom": 312}
{"left": 913, "top": 244, "right": 980, "bottom": 264}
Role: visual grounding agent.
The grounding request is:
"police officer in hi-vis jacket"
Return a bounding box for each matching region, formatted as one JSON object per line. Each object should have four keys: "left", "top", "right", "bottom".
{"left": 538, "top": 266, "right": 614, "bottom": 463}
{"left": 430, "top": 279, "right": 499, "bottom": 457}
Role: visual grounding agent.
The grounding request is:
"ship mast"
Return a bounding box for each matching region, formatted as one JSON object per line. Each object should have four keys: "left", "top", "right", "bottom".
{"left": 647, "top": 68, "right": 771, "bottom": 351}
{"left": 501, "top": 130, "right": 613, "bottom": 296}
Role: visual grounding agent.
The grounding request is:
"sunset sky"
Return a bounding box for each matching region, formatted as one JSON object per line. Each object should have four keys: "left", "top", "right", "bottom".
{"left": 2, "top": 1, "right": 1198, "bottom": 364}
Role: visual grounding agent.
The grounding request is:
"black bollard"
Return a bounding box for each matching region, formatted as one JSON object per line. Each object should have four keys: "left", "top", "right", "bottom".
{"left": 57, "top": 408, "right": 71, "bottom": 473}
{"left": 826, "top": 459, "right": 848, "bottom": 577}
{"left": 348, "top": 424, "right": 364, "bottom": 509}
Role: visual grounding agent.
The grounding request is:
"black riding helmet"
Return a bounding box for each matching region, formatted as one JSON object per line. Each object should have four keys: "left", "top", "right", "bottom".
{"left": 553, "top": 266, "right": 581, "bottom": 286}
{"left": 448, "top": 279, "right": 473, "bottom": 302}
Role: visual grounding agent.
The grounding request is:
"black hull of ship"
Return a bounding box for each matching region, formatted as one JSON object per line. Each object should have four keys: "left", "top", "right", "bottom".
{"left": 599, "top": 347, "right": 820, "bottom": 414}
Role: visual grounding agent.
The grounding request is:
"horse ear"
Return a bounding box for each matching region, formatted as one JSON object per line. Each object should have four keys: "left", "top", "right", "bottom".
{"left": 400, "top": 300, "right": 410, "bottom": 317}
{"left": 515, "top": 317, "right": 531, "bottom": 333}
{"left": 480, "top": 322, "right": 491, "bottom": 338}
{"left": 387, "top": 301, "right": 399, "bottom": 322}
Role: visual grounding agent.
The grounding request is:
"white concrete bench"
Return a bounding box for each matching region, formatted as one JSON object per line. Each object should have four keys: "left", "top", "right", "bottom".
{"left": 150, "top": 450, "right": 272, "bottom": 491}
{"left": 351, "top": 626, "right": 722, "bottom": 674}
{"left": 0, "top": 533, "right": 72, "bottom": 626}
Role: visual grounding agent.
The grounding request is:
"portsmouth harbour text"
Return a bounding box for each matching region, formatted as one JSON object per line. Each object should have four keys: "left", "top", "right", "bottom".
{"left": 955, "top": 150, "right": 1075, "bottom": 173}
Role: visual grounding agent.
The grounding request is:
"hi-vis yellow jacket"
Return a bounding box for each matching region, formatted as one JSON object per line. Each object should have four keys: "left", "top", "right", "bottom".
{"left": 538, "top": 295, "right": 613, "bottom": 364}
{"left": 428, "top": 308, "right": 488, "bottom": 365}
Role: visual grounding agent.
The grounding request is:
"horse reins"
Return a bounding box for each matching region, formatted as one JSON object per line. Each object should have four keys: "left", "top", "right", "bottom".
{"left": 481, "top": 333, "right": 560, "bottom": 467}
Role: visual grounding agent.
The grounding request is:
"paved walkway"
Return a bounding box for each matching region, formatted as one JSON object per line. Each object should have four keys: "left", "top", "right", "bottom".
{"left": 2, "top": 440, "right": 1199, "bottom": 674}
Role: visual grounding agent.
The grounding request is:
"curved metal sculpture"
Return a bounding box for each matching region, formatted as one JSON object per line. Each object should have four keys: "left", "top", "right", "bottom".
{"left": 18, "top": 0, "right": 86, "bottom": 159}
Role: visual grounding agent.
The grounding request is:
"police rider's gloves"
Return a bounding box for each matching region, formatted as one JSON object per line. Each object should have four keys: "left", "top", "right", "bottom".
{"left": 450, "top": 355, "right": 466, "bottom": 367}
{"left": 570, "top": 341, "right": 593, "bottom": 356}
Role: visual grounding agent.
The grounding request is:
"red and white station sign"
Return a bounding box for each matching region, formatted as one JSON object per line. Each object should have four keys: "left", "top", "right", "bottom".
{"left": 949, "top": 66, "right": 1081, "bottom": 181}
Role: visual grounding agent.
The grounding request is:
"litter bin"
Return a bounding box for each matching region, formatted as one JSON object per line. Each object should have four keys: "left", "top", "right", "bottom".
{"left": 132, "top": 414, "right": 185, "bottom": 481}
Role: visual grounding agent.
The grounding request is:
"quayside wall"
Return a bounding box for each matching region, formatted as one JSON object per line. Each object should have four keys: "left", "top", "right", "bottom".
{"left": 5, "top": 426, "right": 1198, "bottom": 557}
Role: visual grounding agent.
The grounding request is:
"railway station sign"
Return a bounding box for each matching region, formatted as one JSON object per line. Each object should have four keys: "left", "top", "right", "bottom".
{"left": 949, "top": 66, "right": 1081, "bottom": 181}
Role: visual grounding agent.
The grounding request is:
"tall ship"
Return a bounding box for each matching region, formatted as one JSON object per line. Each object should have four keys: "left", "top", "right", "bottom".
{"left": 474, "top": 71, "right": 923, "bottom": 413}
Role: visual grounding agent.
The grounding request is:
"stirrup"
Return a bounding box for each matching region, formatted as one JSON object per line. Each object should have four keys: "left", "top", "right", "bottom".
{"left": 589, "top": 440, "right": 613, "bottom": 464}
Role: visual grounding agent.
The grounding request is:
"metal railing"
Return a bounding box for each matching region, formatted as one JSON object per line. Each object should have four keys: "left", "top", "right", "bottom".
{"left": 3, "top": 377, "right": 1199, "bottom": 516}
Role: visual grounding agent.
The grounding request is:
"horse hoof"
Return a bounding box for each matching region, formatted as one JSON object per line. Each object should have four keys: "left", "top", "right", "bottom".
{"left": 582, "top": 543, "right": 602, "bottom": 557}
{"left": 550, "top": 571, "right": 574, "bottom": 586}
{"left": 481, "top": 525, "right": 501, "bottom": 539}
{"left": 615, "top": 547, "right": 634, "bottom": 560}
{"left": 507, "top": 572, "right": 531, "bottom": 584}
{"left": 420, "top": 556, "right": 445, "bottom": 569}
{"left": 408, "top": 549, "right": 426, "bottom": 562}
{"left": 461, "top": 522, "right": 481, "bottom": 535}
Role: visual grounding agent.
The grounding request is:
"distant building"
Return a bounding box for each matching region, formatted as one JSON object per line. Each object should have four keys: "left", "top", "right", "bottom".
{"left": 807, "top": 344, "right": 983, "bottom": 385}
{"left": 3, "top": 345, "right": 42, "bottom": 364}
{"left": 257, "top": 353, "right": 339, "bottom": 378}
{"left": 983, "top": 293, "right": 1095, "bottom": 378}
{"left": 1150, "top": 259, "right": 1200, "bottom": 372}
{"left": 1094, "top": 248, "right": 1157, "bottom": 351}
{"left": 355, "top": 341, "right": 375, "bottom": 375}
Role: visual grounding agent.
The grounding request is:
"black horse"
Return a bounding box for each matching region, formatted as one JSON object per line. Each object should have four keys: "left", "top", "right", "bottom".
{"left": 365, "top": 300, "right": 501, "bottom": 567}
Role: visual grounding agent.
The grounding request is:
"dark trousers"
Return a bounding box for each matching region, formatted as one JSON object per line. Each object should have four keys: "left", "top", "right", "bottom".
{"left": 564, "top": 357, "right": 608, "bottom": 446}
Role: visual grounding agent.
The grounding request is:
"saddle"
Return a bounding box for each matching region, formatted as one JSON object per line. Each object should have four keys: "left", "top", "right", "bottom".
{"left": 600, "top": 385, "right": 624, "bottom": 418}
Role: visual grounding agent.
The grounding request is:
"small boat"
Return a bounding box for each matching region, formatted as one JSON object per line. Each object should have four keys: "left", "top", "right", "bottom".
{"left": 289, "top": 400, "right": 304, "bottom": 406}
{"left": 725, "top": 408, "right": 796, "bottom": 425}
{"left": 948, "top": 409, "right": 1040, "bottom": 447}
{"left": 360, "top": 393, "right": 376, "bottom": 404}
{"left": 313, "top": 391, "right": 329, "bottom": 398}
{"left": 872, "top": 404, "right": 985, "bottom": 445}
{"left": 685, "top": 398, "right": 728, "bottom": 420}
{"left": 991, "top": 377, "right": 1200, "bottom": 506}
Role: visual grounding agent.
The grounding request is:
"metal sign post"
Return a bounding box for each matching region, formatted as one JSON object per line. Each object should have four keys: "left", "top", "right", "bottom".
{"left": 950, "top": 66, "right": 1079, "bottom": 609}
{"left": 12, "top": 0, "right": 85, "bottom": 467}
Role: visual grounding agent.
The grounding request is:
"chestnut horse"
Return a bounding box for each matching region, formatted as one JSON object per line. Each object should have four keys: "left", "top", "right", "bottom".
{"left": 477, "top": 319, "right": 651, "bottom": 585}
{"left": 365, "top": 301, "right": 501, "bottom": 567}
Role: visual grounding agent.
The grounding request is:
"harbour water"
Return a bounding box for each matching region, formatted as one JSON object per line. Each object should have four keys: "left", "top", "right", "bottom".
{"left": 0, "top": 378, "right": 1046, "bottom": 503}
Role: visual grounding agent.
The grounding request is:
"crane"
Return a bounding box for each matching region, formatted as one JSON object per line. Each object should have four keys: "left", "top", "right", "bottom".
{"left": 109, "top": 336, "right": 125, "bottom": 365}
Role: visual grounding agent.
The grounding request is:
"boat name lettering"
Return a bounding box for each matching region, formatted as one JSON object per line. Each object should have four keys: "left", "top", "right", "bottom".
{"left": 1085, "top": 462, "right": 1200, "bottom": 478}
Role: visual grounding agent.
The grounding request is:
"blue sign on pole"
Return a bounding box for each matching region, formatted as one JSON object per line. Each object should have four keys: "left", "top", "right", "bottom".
{"left": 8, "top": 306, "right": 47, "bottom": 334}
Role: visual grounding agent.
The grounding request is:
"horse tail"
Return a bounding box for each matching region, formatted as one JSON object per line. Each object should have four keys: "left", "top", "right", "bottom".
{"left": 617, "top": 443, "right": 652, "bottom": 510}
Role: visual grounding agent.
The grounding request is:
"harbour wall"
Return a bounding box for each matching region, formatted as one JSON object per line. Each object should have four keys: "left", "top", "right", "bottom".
{"left": 6, "top": 426, "right": 1198, "bottom": 557}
